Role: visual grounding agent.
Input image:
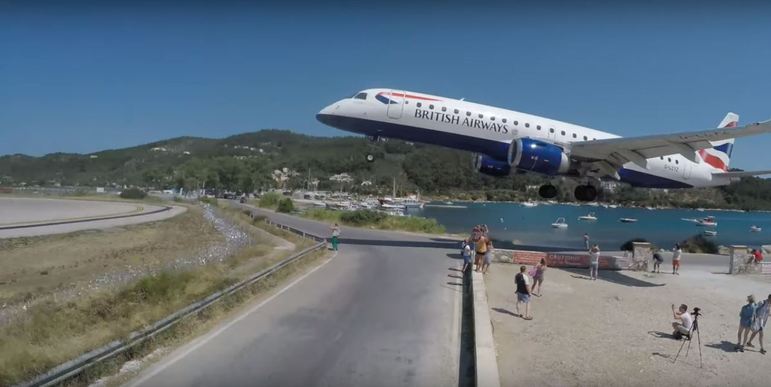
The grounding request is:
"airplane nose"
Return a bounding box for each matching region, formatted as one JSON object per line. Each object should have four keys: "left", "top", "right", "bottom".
{"left": 316, "top": 103, "right": 340, "bottom": 127}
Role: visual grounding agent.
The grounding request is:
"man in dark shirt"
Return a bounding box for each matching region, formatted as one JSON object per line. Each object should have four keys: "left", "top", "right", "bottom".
{"left": 515, "top": 265, "right": 533, "bottom": 320}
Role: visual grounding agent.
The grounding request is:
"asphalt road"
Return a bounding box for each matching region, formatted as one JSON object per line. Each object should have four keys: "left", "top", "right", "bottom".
{"left": 0, "top": 197, "right": 185, "bottom": 238}
{"left": 128, "top": 205, "right": 466, "bottom": 387}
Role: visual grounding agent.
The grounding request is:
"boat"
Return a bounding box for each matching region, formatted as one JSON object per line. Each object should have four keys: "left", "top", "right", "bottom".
{"left": 551, "top": 217, "right": 568, "bottom": 229}
{"left": 703, "top": 230, "right": 718, "bottom": 236}
{"left": 619, "top": 217, "right": 638, "bottom": 223}
{"left": 578, "top": 212, "right": 598, "bottom": 221}
{"left": 751, "top": 225, "right": 762, "bottom": 232}
{"left": 522, "top": 201, "right": 538, "bottom": 208}
{"left": 696, "top": 216, "right": 718, "bottom": 227}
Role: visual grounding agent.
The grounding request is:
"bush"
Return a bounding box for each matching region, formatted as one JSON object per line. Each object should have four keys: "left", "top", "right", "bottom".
{"left": 620, "top": 238, "right": 651, "bottom": 251}
{"left": 340, "top": 210, "right": 387, "bottom": 226}
{"left": 679, "top": 234, "right": 719, "bottom": 254}
{"left": 120, "top": 187, "right": 147, "bottom": 199}
{"left": 258, "top": 192, "right": 282, "bottom": 209}
{"left": 277, "top": 198, "right": 294, "bottom": 213}
{"left": 303, "top": 208, "right": 341, "bottom": 222}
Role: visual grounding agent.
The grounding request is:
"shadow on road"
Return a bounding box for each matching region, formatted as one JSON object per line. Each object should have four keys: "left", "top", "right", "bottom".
{"left": 448, "top": 274, "right": 463, "bottom": 280}
{"left": 492, "top": 307, "right": 519, "bottom": 318}
{"left": 705, "top": 340, "right": 738, "bottom": 352}
{"left": 339, "top": 238, "right": 458, "bottom": 249}
{"left": 559, "top": 268, "right": 666, "bottom": 287}
{"left": 648, "top": 331, "right": 675, "bottom": 340}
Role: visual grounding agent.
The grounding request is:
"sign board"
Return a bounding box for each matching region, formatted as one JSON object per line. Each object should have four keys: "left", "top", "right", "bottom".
{"left": 511, "top": 250, "right": 629, "bottom": 270}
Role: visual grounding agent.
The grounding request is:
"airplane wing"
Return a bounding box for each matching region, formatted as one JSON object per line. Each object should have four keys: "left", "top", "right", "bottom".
{"left": 712, "top": 170, "right": 771, "bottom": 177}
{"left": 569, "top": 120, "right": 771, "bottom": 169}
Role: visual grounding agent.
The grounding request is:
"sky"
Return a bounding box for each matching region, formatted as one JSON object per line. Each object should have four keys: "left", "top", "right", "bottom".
{"left": 2, "top": 1, "right": 771, "bottom": 170}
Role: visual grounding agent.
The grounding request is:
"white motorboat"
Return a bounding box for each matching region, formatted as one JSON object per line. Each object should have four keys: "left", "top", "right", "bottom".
{"left": 619, "top": 217, "right": 638, "bottom": 223}
{"left": 751, "top": 225, "right": 762, "bottom": 232}
{"left": 522, "top": 201, "right": 538, "bottom": 208}
{"left": 703, "top": 230, "right": 718, "bottom": 236}
{"left": 551, "top": 217, "right": 568, "bottom": 229}
{"left": 696, "top": 216, "right": 718, "bottom": 227}
{"left": 578, "top": 212, "right": 598, "bottom": 221}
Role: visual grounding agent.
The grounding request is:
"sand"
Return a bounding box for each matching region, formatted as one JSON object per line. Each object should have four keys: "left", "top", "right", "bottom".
{"left": 485, "top": 262, "right": 771, "bottom": 386}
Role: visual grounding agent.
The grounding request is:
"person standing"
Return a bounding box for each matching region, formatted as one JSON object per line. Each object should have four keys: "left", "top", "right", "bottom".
{"left": 531, "top": 258, "right": 547, "bottom": 296}
{"left": 481, "top": 237, "right": 494, "bottom": 274}
{"left": 672, "top": 243, "right": 682, "bottom": 275}
{"left": 583, "top": 233, "right": 590, "bottom": 251}
{"left": 589, "top": 244, "right": 600, "bottom": 280}
{"left": 474, "top": 233, "right": 488, "bottom": 272}
{"left": 652, "top": 249, "right": 664, "bottom": 273}
{"left": 330, "top": 223, "right": 340, "bottom": 251}
{"left": 736, "top": 295, "right": 757, "bottom": 352}
{"left": 746, "top": 294, "right": 770, "bottom": 354}
{"left": 514, "top": 265, "right": 533, "bottom": 320}
{"left": 461, "top": 239, "right": 472, "bottom": 273}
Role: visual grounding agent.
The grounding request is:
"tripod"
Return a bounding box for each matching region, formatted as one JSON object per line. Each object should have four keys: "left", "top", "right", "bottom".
{"left": 673, "top": 313, "right": 703, "bottom": 368}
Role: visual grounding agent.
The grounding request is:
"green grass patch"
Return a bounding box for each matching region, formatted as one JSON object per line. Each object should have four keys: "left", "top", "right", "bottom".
{"left": 302, "top": 209, "right": 445, "bottom": 234}
{"left": 258, "top": 192, "right": 282, "bottom": 209}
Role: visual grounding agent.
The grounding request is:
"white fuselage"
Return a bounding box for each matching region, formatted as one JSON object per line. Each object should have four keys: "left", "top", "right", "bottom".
{"left": 317, "top": 88, "right": 731, "bottom": 189}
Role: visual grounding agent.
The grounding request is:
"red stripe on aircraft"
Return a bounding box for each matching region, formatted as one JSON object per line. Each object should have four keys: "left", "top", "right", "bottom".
{"left": 724, "top": 121, "right": 737, "bottom": 128}
{"left": 698, "top": 150, "right": 728, "bottom": 171}
{"left": 383, "top": 92, "right": 440, "bottom": 101}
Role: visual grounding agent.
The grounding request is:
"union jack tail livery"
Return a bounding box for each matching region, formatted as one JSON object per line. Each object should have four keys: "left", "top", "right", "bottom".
{"left": 699, "top": 112, "right": 737, "bottom": 172}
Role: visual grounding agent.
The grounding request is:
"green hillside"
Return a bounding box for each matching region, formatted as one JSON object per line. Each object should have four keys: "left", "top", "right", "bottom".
{"left": 2, "top": 129, "right": 771, "bottom": 210}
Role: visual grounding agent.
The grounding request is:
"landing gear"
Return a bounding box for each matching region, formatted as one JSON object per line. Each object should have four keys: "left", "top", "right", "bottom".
{"left": 538, "top": 184, "right": 558, "bottom": 199}
{"left": 368, "top": 135, "right": 379, "bottom": 142}
{"left": 574, "top": 185, "right": 598, "bottom": 202}
{"left": 365, "top": 154, "right": 375, "bottom": 162}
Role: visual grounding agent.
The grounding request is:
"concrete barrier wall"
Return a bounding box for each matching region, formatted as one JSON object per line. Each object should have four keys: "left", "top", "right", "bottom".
{"left": 501, "top": 249, "right": 632, "bottom": 270}
{"left": 471, "top": 271, "right": 502, "bottom": 387}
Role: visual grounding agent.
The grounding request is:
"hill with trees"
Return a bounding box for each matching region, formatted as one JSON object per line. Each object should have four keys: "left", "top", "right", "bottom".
{"left": 2, "top": 129, "right": 771, "bottom": 210}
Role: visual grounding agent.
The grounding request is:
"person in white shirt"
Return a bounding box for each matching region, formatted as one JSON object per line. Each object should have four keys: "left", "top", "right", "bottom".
{"left": 589, "top": 244, "right": 600, "bottom": 280}
{"left": 672, "top": 244, "right": 682, "bottom": 275}
{"left": 671, "top": 303, "right": 693, "bottom": 339}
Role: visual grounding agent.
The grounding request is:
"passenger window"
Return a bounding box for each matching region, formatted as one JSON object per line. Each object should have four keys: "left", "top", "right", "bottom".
{"left": 454, "top": 109, "right": 459, "bottom": 114}
{"left": 593, "top": 138, "right": 597, "bottom": 141}
{"left": 572, "top": 133, "right": 577, "bottom": 139}
{"left": 525, "top": 123, "right": 530, "bottom": 128}
{"left": 583, "top": 136, "right": 588, "bottom": 141}
{"left": 354, "top": 93, "right": 367, "bottom": 100}
{"left": 514, "top": 121, "right": 519, "bottom": 126}
{"left": 491, "top": 116, "right": 495, "bottom": 121}
{"left": 676, "top": 160, "right": 679, "bottom": 164}
{"left": 417, "top": 102, "right": 422, "bottom": 108}
{"left": 441, "top": 106, "right": 446, "bottom": 112}
{"left": 660, "top": 156, "right": 664, "bottom": 160}
{"left": 429, "top": 105, "right": 434, "bottom": 110}
{"left": 668, "top": 157, "right": 672, "bottom": 162}
{"left": 478, "top": 114, "right": 484, "bottom": 119}
{"left": 561, "top": 130, "right": 566, "bottom": 136}
{"left": 467, "top": 111, "right": 472, "bottom": 116}
{"left": 405, "top": 101, "right": 409, "bottom": 104}
{"left": 549, "top": 128, "right": 554, "bottom": 133}
{"left": 537, "top": 125, "right": 541, "bottom": 130}
{"left": 502, "top": 118, "right": 507, "bottom": 123}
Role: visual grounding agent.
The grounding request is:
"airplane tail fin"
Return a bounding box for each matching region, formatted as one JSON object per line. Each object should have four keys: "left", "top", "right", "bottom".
{"left": 699, "top": 112, "right": 738, "bottom": 171}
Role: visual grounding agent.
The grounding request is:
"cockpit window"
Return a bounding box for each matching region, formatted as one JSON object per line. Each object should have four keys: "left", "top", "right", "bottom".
{"left": 354, "top": 92, "right": 367, "bottom": 100}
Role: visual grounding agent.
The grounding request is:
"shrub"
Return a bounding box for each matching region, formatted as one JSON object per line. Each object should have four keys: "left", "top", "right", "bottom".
{"left": 120, "top": 187, "right": 147, "bottom": 199}
{"left": 303, "top": 208, "right": 341, "bottom": 222}
{"left": 679, "top": 234, "right": 718, "bottom": 254}
{"left": 340, "top": 210, "right": 387, "bottom": 226}
{"left": 258, "top": 192, "right": 282, "bottom": 209}
{"left": 277, "top": 198, "right": 294, "bottom": 213}
{"left": 620, "top": 238, "right": 651, "bottom": 251}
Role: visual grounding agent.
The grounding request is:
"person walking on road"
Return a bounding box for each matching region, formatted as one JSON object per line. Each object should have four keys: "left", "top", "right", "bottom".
{"left": 589, "top": 244, "right": 600, "bottom": 280}
{"left": 746, "top": 294, "right": 770, "bottom": 354}
{"left": 531, "top": 258, "right": 547, "bottom": 296}
{"left": 672, "top": 243, "right": 682, "bottom": 275}
{"left": 330, "top": 223, "right": 340, "bottom": 251}
{"left": 515, "top": 265, "right": 533, "bottom": 320}
{"left": 583, "top": 233, "right": 590, "bottom": 251}
{"left": 736, "top": 295, "right": 757, "bottom": 352}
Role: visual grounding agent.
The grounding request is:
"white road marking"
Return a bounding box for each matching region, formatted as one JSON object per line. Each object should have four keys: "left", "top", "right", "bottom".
{"left": 126, "top": 251, "right": 338, "bottom": 387}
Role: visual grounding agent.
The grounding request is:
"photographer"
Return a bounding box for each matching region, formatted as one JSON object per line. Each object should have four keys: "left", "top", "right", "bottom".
{"left": 671, "top": 304, "right": 693, "bottom": 339}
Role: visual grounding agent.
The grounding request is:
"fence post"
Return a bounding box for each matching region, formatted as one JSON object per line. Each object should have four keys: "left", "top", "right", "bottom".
{"left": 729, "top": 245, "right": 747, "bottom": 274}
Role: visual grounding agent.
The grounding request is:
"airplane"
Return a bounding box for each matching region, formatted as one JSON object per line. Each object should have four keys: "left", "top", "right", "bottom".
{"left": 316, "top": 88, "right": 771, "bottom": 201}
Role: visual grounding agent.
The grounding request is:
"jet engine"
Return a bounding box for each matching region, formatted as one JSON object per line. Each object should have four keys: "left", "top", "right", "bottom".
{"left": 511, "top": 138, "right": 570, "bottom": 175}
{"left": 473, "top": 154, "right": 512, "bottom": 177}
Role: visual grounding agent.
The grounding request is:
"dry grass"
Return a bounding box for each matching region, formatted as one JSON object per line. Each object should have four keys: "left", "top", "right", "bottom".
{"left": 0, "top": 202, "right": 321, "bottom": 385}
{"left": 0, "top": 206, "right": 223, "bottom": 305}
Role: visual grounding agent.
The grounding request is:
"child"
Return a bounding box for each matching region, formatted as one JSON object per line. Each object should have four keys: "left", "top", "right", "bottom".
{"left": 461, "top": 239, "right": 472, "bottom": 272}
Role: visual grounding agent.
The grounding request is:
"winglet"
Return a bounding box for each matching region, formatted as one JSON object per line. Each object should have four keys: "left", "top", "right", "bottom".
{"left": 718, "top": 112, "right": 739, "bottom": 129}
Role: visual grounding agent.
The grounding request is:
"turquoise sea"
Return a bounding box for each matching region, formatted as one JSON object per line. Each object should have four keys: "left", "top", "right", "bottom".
{"left": 413, "top": 202, "right": 771, "bottom": 250}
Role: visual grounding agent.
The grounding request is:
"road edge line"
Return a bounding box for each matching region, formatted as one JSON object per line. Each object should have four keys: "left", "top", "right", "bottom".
{"left": 471, "top": 271, "right": 502, "bottom": 387}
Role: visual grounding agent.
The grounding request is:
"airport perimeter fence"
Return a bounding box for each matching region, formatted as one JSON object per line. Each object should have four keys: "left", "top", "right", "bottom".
{"left": 21, "top": 219, "right": 327, "bottom": 387}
